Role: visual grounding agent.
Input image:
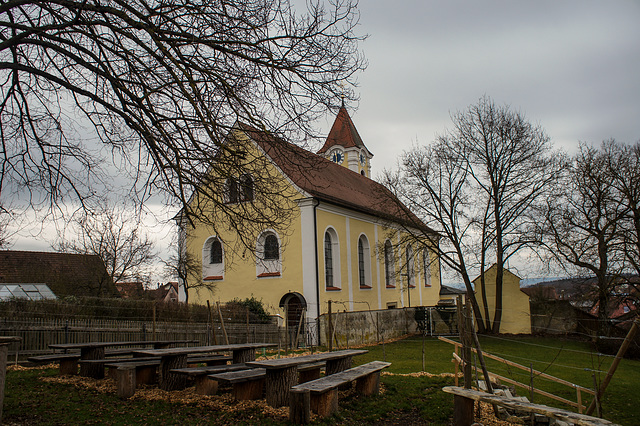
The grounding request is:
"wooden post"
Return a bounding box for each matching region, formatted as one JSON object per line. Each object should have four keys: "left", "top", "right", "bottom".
{"left": 289, "top": 388, "right": 311, "bottom": 424}
{"left": 457, "top": 295, "right": 471, "bottom": 389}
{"left": 117, "top": 366, "right": 136, "bottom": 399}
{"left": 216, "top": 302, "right": 229, "bottom": 345}
{"left": 294, "top": 308, "right": 306, "bottom": 349}
{"left": 207, "top": 300, "right": 218, "bottom": 345}
{"left": 586, "top": 317, "right": 639, "bottom": 415}
{"left": 152, "top": 304, "right": 157, "bottom": 341}
{"left": 246, "top": 307, "right": 250, "bottom": 343}
{"left": 453, "top": 394, "right": 475, "bottom": 426}
{"left": 328, "top": 301, "right": 333, "bottom": 351}
{"left": 285, "top": 304, "right": 289, "bottom": 352}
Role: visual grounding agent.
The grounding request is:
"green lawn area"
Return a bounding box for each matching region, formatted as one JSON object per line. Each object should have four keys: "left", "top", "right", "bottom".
{"left": 3, "top": 335, "right": 638, "bottom": 425}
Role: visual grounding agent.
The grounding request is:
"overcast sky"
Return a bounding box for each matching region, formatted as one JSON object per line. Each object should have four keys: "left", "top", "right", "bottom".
{"left": 8, "top": 1, "right": 640, "bottom": 282}
{"left": 325, "top": 0, "right": 640, "bottom": 175}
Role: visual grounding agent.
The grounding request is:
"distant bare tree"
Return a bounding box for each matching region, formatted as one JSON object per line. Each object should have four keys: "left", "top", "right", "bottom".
{"left": 163, "top": 231, "right": 203, "bottom": 304}
{"left": 540, "top": 142, "right": 628, "bottom": 335}
{"left": 384, "top": 96, "right": 564, "bottom": 333}
{"left": 0, "top": 0, "right": 366, "bottom": 250}
{"left": 54, "top": 201, "right": 156, "bottom": 285}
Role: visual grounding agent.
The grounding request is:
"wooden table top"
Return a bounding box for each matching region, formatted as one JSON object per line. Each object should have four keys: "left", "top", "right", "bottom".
{"left": 133, "top": 342, "right": 277, "bottom": 357}
{"left": 245, "top": 349, "right": 368, "bottom": 369}
{"left": 49, "top": 339, "right": 198, "bottom": 350}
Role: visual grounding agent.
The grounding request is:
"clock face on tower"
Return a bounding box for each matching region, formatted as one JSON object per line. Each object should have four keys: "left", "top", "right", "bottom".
{"left": 359, "top": 152, "right": 366, "bottom": 166}
{"left": 330, "top": 148, "right": 344, "bottom": 164}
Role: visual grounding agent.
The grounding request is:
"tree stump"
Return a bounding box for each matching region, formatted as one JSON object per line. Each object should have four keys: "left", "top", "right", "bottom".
{"left": 195, "top": 377, "right": 218, "bottom": 395}
{"left": 289, "top": 388, "right": 311, "bottom": 424}
{"left": 298, "top": 367, "right": 321, "bottom": 384}
{"left": 233, "top": 378, "right": 265, "bottom": 400}
{"left": 266, "top": 366, "right": 297, "bottom": 407}
{"left": 310, "top": 389, "right": 339, "bottom": 417}
{"left": 356, "top": 372, "right": 381, "bottom": 396}
{"left": 136, "top": 365, "right": 157, "bottom": 385}
{"left": 59, "top": 358, "right": 79, "bottom": 376}
{"left": 117, "top": 366, "right": 136, "bottom": 399}
{"left": 159, "top": 355, "right": 188, "bottom": 391}
{"left": 453, "top": 394, "right": 474, "bottom": 426}
{"left": 326, "top": 357, "right": 352, "bottom": 390}
{"left": 233, "top": 348, "right": 255, "bottom": 364}
{"left": 80, "top": 347, "right": 105, "bottom": 378}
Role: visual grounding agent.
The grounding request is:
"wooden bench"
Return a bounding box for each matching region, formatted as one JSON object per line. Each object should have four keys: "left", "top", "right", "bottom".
{"left": 27, "top": 353, "right": 82, "bottom": 375}
{"left": 170, "top": 364, "right": 251, "bottom": 395}
{"left": 209, "top": 368, "right": 267, "bottom": 400}
{"left": 289, "top": 361, "right": 391, "bottom": 423}
{"left": 442, "top": 386, "right": 618, "bottom": 426}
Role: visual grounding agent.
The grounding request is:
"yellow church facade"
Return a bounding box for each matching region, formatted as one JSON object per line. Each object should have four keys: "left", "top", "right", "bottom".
{"left": 180, "top": 107, "right": 441, "bottom": 342}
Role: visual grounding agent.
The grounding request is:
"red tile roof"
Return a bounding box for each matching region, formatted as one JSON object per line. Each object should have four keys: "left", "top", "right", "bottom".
{"left": 239, "top": 124, "right": 431, "bottom": 232}
{"left": 0, "top": 250, "right": 117, "bottom": 298}
{"left": 317, "top": 105, "right": 372, "bottom": 155}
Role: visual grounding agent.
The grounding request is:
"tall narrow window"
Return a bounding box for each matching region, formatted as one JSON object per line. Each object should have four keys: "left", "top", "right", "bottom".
{"left": 210, "top": 239, "right": 222, "bottom": 264}
{"left": 424, "top": 249, "right": 432, "bottom": 287}
{"left": 264, "top": 234, "right": 279, "bottom": 260}
{"left": 406, "top": 245, "right": 415, "bottom": 287}
{"left": 384, "top": 240, "right": 395, "bottom": 288}
{"left": 324, "top": 232, "right": 333, "bottom": 287}
{"left": 226, "top": 177, "right": 238, "bottom": 203}
{"left": 240, "top": 174, "right": 254, "bottom": 201}
{"left": 358, "top": 235, "right": 371, "bottom": 288}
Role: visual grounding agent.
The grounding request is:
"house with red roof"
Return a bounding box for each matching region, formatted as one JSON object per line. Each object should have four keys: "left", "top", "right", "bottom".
{"left": 179, "top": 106, "right": 441, "bottom": 343}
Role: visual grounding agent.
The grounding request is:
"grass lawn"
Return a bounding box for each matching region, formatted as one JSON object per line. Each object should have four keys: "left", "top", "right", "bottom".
{"left": 3, "top": 334, "right": 638, "bottom": 425}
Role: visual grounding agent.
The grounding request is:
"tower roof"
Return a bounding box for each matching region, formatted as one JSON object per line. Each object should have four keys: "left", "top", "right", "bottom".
{"left": 317, "top": 105, "right": 372, "bottom": 156}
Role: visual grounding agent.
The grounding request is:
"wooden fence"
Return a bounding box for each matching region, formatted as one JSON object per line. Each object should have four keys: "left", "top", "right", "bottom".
{"left": 439, "top": 336, "right": 596, "bottom": 414}
{"left": 0, "top": 316, "right": 281, "bottom": 359}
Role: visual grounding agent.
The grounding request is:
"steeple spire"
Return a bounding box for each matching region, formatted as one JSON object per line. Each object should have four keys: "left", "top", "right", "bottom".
{"left": 318, "top": 105, "right": 373, "bottom": 177}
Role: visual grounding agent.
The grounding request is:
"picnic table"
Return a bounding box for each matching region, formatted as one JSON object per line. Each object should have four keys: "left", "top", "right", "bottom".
{"left": 48, "top": 339, "right": 198, "bottom": 378}
{"left": 133, "top": 343, "right": 277, "bottom": 391}
{"left": 246, "top": 349, "right": 368, "bottom": 407}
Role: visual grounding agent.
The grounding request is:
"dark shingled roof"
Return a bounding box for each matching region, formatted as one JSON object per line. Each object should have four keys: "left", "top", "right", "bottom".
{"left": 239, "top": 123, "right": 432, "bottom": 232}
{"left": 317, "top": 105, "right": 372, "bottom": 156}
{"left": 0, "top": 250, "right": 117, "bottom": 298}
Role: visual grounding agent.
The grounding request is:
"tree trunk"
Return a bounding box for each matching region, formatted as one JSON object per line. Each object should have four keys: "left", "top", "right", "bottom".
{"left": 159, "top": 355, "right": 188, "bottom": 391}
{"left": 265, "top": 366, "right": 297, "bottom": 407}
{"left": 80, "top": 347, "right": 105, "bottom": 378}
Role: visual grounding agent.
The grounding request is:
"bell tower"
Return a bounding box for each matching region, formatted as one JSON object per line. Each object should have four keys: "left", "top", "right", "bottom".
{"left": 317, "top": 104, "right": 373, "bottom": 177}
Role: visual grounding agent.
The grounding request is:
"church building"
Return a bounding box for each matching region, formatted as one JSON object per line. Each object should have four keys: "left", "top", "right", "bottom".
{"left": 180, "top": 106, "right": 441, "bottom": 342}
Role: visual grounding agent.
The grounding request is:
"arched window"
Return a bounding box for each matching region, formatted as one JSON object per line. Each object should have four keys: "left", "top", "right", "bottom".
{"left": 202, "top": 236, "right": 224, "bottom": 281}
{"left": 423, "top": 248, "right": 432, "bottom": 287}
{"left": 210, "top": 239, "right": 222, "bottom": 264}
{"left": 226, "top": 177, "right": 238, "bottom": 203}
{"left": 264, "top": 234, "right": 279, "bottom": 260}
{"left": 406, "top": 245, "right": 415, "bottom": 288}
{"left": 256, "top": 230, "right": 282, "bottom": 278}
{"left": 323, "top": 228, "right": 340, "bottom": 289}
{"left": 324, "top": 232, "right": 333, "bottom": 287}
{"left": 358, "top": 235, "right": 371, "bottom": 288}
{"left": 240, "top": 174, "right": 254, "bottom": 201}
{"left": 384, "top": 240, "right": 395, "bottom": 288}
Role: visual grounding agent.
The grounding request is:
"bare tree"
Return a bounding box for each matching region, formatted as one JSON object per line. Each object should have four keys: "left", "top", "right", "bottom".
{"left": 384, "top": 96, "right": 564, "bottom": 333}
{"left": 53, "top": 201, "right": 156, "bottom": 284}
{"left": 540, "top": 142, "right": 628, "bottom": 335}
{"left": 163, "top": 231, "right": 202, "bottom": 304}
{"left": 0, "top": 0, "right": 366, "bottom": 248}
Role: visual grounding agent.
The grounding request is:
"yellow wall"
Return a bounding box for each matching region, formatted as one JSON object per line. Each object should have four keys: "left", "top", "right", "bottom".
{"left": 473, "top": 265, "right": 531, "bottom": 334}
{"left": 183, "top": 128, "right": 441, "bottom": 317}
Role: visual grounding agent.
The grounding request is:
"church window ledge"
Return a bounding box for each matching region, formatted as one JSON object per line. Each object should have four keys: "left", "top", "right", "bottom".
{"left": 408, "top": 284, "right": 416, "bottom": 288}
{"left": 385, "top": 285, "right": 396, "bottom": 289}
{"left": 204, "top": 275, "right": 224, "bottom": 281}
{"left": 325, "top": 286, "right": 341, "bottom": 291}
{"left": 257, "top": 272, "right": 281, "bottom": 278}
{"left": 359, "top": 284, "right": 372, "bottom": 290}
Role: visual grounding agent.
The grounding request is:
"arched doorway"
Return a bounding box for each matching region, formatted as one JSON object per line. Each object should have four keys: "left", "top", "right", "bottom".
{"left": 279, "top": 292, "right": 307, "bottom": 348}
